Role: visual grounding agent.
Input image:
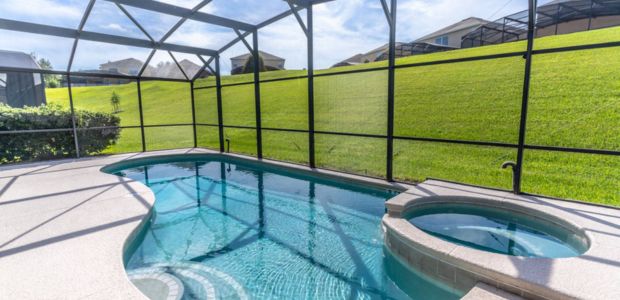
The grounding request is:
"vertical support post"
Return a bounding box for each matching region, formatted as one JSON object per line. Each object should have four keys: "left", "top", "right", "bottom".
{"left": 252, "top": 28, "right": 263, "bottom": 159}
{"left": 515, "top": 0, "right": 537, "bottom": 194}
{"left": 480, "top": 28, "right": 484, "bottom": 46}
{"left": 137, "top": 78, "right": 146, "bottom": 152}
{"left": 386, "top": 0, "right": 397, "bottom": 181}
{"left": 307, "top": 5, "right": 316, "bottom": 168}
{"left": 215, "top": 56, "right": 225, "bottom": 153}
{"left": 190, "top": 81, "right": 198, "bottom": 148}
{"left": 66, "top": 76, "right": 80, "bottom": 158}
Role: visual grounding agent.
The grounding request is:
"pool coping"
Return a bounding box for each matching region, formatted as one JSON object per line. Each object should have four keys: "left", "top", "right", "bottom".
{"left": 1, "top": 148, "right": 618, "bottom": 299}
{"left": 383, "top": 180, "right": 620, "bottom": 300}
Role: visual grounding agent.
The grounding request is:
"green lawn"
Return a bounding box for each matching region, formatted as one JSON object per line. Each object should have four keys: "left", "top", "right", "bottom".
{"left": 46, "top": 27, "right": 620, "bottom": 206}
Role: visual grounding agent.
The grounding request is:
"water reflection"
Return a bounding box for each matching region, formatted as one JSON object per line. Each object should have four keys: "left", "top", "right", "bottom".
{"left": 116, "top": 159, "right": 458, "bottom": 299}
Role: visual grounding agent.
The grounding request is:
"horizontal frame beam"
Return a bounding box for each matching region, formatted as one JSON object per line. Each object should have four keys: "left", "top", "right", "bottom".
{"left": 0, "top": 18, "right": 218, "bottom": 56}
{"left": 4, "top": 124, "right": 618, "bottom": 157}
{"left": 0, "top": 66, "right": 191, "bottom": 82}
{"left": 103, "top": 0, "right": 254, "bottom": 31}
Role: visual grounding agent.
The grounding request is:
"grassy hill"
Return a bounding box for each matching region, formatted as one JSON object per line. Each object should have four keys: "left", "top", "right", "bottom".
{"left": 46, "top": 27, "right": 620, "bottom": 206}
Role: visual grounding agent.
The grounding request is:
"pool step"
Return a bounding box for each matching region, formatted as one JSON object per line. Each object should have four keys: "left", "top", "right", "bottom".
{"left": 462, "top": 282, "right": 524, "bottom": 300}
{"left": 127, "top": 261, "right": 248, "bottom": 300}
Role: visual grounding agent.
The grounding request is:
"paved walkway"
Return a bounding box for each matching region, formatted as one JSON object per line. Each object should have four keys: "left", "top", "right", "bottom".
{"left": 0, "top": 149, "right": 208, "bottom": 299}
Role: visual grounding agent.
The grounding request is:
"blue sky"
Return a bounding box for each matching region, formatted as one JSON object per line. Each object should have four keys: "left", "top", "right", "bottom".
{"left": 0, "top": 0, "right": 553, "bottom": 74}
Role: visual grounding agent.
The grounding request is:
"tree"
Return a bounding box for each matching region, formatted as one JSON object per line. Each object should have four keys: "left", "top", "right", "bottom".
{"left": 110, "top": 91, "right": 121, "bottom": 113}
{"left": 31, "top": 53, "right": 61, "bottom": 88}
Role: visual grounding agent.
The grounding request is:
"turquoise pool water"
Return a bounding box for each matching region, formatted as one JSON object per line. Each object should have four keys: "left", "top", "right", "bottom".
{"left": 106, "top": 155, "right": 460, "bottom": 300}
{"left": 408, "top": 203, "right": 588, "bottom": 258}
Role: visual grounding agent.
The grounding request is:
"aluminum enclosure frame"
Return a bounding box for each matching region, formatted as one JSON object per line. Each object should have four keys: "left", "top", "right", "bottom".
{"left": 0, "top": 0, "right": 619, "bottom": 200}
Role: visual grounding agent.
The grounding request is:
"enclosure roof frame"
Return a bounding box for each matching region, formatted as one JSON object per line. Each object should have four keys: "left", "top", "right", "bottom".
{"left": 0, "top": 0, "right": 333, "bottom": 81}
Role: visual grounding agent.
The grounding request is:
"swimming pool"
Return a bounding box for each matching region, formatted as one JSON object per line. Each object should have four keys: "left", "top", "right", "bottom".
{"left": 105, "top": 155, "right": 461, "bottom": 300}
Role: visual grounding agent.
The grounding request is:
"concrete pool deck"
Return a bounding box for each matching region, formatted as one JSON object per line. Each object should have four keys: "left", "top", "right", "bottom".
{"left": 0, "top": 148, "right": 618, "bottom": 299}
{"left": 0, "top": 149, "right": 221, "bottom": 299}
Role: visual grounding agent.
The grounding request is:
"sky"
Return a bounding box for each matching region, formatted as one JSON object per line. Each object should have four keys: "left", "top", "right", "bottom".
{"left": 0, "top": 0, "right": 554, "bottom": 75}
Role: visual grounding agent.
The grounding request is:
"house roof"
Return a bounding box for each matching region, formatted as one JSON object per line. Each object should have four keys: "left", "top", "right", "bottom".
{"left": 415, "top": 17, "right": 490, "bottom": 41}
{"left": 0, "top": 50, "right": 41, "bottom": 69}
{"left": 100, "top": 58, "right": 144, "bottom": 68}
{"left": 178, "top": 59, "right": 201, "bottom": 69}
{"left": 339, "top": 53, "right": 365, "bottom": 64}
{"left": 336, "top": 42, "right": 405, "bottom": 66}
{"left": 230, "top": 50, "right": 285, "bottom": 61}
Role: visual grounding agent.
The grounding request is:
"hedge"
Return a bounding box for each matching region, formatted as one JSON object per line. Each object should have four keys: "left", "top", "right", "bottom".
{"left": 0, "top": 104, "right": 121, "bottom": 163}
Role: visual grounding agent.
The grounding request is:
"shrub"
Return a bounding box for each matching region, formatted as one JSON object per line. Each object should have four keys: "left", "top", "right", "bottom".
{"left": 110, "top": 91, "right": 121, "bottom": 113}
{"left": 0, "top": 104, "right": 121, "bottom": 163}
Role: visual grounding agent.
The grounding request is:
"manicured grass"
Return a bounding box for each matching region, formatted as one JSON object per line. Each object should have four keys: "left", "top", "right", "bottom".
{"left": 46, "top": 27, "right": 620, "bottom": 205}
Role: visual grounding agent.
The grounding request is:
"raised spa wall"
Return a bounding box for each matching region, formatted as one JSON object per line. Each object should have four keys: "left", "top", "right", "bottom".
{"left": 382, "top": 181, "right": 598, "bottom": 300}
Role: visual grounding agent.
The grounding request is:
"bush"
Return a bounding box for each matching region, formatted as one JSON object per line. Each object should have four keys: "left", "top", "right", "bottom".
{"left": 0, "top": 104, "right": 121, "bottom": 163}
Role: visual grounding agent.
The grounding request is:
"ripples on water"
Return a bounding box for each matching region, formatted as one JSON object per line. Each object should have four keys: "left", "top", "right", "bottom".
{"left": 114, "top": 159, "right": 460, "bottom": 300}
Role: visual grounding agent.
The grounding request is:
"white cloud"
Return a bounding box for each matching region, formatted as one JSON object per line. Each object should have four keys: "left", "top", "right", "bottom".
{"left": 101, "top": 23, "right": 127, "bottom": 32}
{"left": 312, "top": 0, "right": 389, "bottom": 69}
{"left": 0, "top": 29, "right": 74, "bottom": 70}
{"left": 157, "top": 0, "right": 206, "bottom": 9}
{"left": 0, "top": 0, "right": 84, "bottom": 27}
{"left": 166, "top": 19, "right": 238, "bottom": 50}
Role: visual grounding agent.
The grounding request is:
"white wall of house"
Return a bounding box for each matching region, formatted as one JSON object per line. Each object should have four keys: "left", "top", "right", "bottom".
{"left": 417, "top": 26, "right": 480, "bottom": 48}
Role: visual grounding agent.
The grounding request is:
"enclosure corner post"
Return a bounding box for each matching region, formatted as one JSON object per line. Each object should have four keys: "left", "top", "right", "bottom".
{"left": 307, "top": 5, "right": 316, "bottom": 168}
{"left": 215, "top": 55, "right": 225, "bottom": 153}
{"left": 190, "top": 81, "right": 198, "bottom": 148}
{"left": 515, "top": 0, "right": 538, "bottom": 194}
{"left": 67, "top": 75, "right": 80, "bottom": 158}
{"left": 252, "top": 28, "right": 263, "bottom": 159}
{"left": 386, "top": 0, "right": 397, "bottom": 181}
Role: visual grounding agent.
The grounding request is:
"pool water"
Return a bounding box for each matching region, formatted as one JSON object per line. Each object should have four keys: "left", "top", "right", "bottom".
{"left": 107, "top": 156, "right": 460, "bottom": 300}
{"left": 408, "top": 203, "right": 588, "bottom": 258}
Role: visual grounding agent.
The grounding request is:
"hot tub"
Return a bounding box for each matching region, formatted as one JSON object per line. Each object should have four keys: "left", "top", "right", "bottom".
{"left": 382, "top": 188, "right": 594, "bottom": 299}
{"left": 406, "top": 202, "right": 589, "bottom": 258}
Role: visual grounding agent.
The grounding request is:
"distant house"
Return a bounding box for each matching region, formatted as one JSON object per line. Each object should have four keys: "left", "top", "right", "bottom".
{"left": 415, "top": 17, "right": 490, "bottom": 48}
{"left": 230, "top": 51, "right": 285, "bottom": 75}
{"left": 68, "top": 58, "right": 145, "bottom": 86}
{"left": 178, "top": 59, "right": 203, "bottom": 78}
{"left": 332, "top": 42, "right": 454, "bottom": 68}
{"left": 142, "top": 59, "right": 205, "bottom": 79}
{"left": 536, "top": 0, "right": 620, "bottom": 37}
{"left": 0, "top": 50, "right": 46, "bottom": 108}
{"left": 462, "top": 0, "right": 620, "bottom": 48}
{"left": 333, "top": 44, "right": 394, "bottom": 68}
{"left": 69, "top": 57, "right": 206, "bottom": 86}
{"left": 100, "top": 58, "right": 143, "bottom": 76}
